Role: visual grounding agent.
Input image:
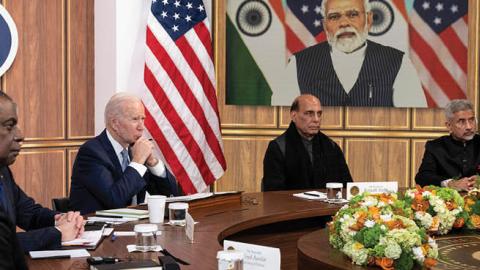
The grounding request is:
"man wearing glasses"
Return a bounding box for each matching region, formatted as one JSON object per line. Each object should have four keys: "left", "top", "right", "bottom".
{"left": 416, "top": 99, "right": 478, "bottom": 191}
{"left": 289, "top": 0, "right": 426, "bottom": 107}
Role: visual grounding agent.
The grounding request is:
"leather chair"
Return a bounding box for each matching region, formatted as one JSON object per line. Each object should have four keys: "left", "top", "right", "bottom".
{"left": 51, "top": 197, "right": 70, "bottom": 212}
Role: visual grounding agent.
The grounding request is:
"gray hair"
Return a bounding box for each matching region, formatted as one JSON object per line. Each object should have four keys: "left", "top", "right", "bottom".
{"left": 444, "top": 99, "right": 474, "bottom": 121}
{"left": 321, "top": 0, "right": 371, "bottom": 17}
{"left": 104, "top": 92, "right": 142, "bottom": 126}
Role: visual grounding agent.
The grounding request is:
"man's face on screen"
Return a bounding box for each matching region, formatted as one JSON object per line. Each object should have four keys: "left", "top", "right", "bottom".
{"left": 291, "top": 96, "right": 322, "bottom": 139}
{"left": 447, "top": 110, "right": 476, "bottom": 142}
{"left": 0, "top": 99, "right": 24, "bottom": 166}
{"left": 324, "top": 0, "right": 372, "bottom": 53}
{"left": 112, "top": 100, "right": 146, "bottom": 146}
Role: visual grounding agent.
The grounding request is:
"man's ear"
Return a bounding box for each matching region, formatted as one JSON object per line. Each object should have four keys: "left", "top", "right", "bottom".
{"left": 290, "top": 111, "right": 297, "bottom": 123}
{"left": 445, "top": 120, "right": 452, "bottom": 133}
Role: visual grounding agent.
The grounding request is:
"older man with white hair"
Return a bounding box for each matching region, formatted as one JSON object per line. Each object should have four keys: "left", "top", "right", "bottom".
{"left": 416, "top": 99, "right": 478, "bottom": 191}
{"left": 289, "top": 0, "right": 426, "bottom": 107}
{"left": 69, "top": 93, "right": 178, "bottom": 214}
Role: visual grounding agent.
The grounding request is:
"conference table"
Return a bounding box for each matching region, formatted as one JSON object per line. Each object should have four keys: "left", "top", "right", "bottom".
{"left": 27, "top": 191, "right": 342, "bottom": 270}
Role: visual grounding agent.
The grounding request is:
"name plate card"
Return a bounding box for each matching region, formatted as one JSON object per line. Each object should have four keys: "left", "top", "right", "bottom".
{"left": 185, "top": 213, "right": 194, "bottom": 243}
{"left": 347, "top": 182, "right": 398, "bottom": 200}
{"left": 223, "top": 240, "right": 280, "bottom": 270}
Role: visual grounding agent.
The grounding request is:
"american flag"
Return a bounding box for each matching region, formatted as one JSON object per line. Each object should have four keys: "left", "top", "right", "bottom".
{"left": 143, "top": 0, "right": 226, "bottom": 194}
{"left": 409, "top": 0, "right": 468, "bottom": 107}
{"left": 283, "top": 0, "right": 326, "bottom": 57}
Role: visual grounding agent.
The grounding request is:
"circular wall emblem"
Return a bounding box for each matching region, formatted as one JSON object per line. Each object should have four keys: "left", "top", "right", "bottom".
{"left": 0, "top": 4, "right": 18, "bottom": 77}
{"left": 369, "top": 0, "right": 394, "bottom": 36}
{"left": 236, "top": 0, "right": 272, "bottom": 37}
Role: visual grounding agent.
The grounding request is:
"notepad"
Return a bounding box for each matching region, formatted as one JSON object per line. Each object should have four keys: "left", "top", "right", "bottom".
{"left": 29, "top": 249, "right": 90, "bottom": 259}
{"left": 95, "top": 208, "right": 149, "bottom": 219}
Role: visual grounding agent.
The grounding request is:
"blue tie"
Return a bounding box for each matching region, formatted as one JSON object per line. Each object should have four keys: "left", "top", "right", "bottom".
{"left": 121, "top": 149, "right": 129, "bottom": 171}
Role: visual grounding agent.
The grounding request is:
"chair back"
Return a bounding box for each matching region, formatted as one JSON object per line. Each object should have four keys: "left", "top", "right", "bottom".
{"left": 52, "top": 197, "right": 70, "bottom": 212}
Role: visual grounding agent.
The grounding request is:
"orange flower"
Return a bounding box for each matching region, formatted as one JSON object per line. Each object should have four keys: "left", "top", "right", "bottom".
{"left": 375, "top": 257, "right": 394, "bottom": 270}
{"left": 429, "top": 216, "right": 440, "bottom": 232}
{"left": 453, "top": 217, "right": 465, "bottom": 228}
{"left": 471, "top": 214, "right": 480, "bottom": 228}
{"left": 445, "top": 201, "right": 457, "bottom": 211}
{"left": 385, "top": 219, "right": 405, "bottom": 230}
{"left": 368, "top": 206, "right": 380, "bottom": 220}
{"left": 411, "top": 197, "right": 430, "bottom": 212}
{"left": 350, "top": 211, "right": 368, "bottom": 231}
{"left": 424, "top": 257, "right": 437, "bottom": 268}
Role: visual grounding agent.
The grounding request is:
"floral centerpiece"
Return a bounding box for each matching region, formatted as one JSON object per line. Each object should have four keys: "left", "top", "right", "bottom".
{"left": 464, "top": 188, "right": 480, "bottom": 229}
{"left": 328, "top": 193, "right": 438, "bottom": 270}
{"left": 404, "top": 186, "right": 466, "bottom": 235}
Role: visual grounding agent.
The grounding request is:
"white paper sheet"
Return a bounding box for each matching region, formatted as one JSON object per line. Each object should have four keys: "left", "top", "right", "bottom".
{"left": 29, "top": 249, "right": 90, "bottom": 259}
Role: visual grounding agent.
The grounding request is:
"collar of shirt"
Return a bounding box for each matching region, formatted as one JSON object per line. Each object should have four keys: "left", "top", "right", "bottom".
{"left": 106, "top": 130, "right": 127, "bottom": 165}
{"left": 330, "top": 43, "right": 367, "bottom": 93}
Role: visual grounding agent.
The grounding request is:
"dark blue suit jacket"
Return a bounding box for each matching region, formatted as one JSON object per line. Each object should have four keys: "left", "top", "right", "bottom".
{"left": 69, "top": 130, "right": 177, "bottom": 214}
{"left": 0, "top": 166, "right": 60, "bottom": 252}
{"left": 0, "top": 211, "right": 27, "bottom": 269}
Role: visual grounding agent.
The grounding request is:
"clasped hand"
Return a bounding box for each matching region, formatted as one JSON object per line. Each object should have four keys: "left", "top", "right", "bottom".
{"left": 54, "top": 211, "right": 84, "bottom": 242}
{"left": 130, "top": 137, "right": 160, "bottom": 167}
{"left": 448, "top": 176, "right": 477, "bottom": 191}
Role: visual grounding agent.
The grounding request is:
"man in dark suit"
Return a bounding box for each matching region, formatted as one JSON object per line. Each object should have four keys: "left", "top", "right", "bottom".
{"left": 0, "top": 211, "right": 27, "bottom": 270}
{"left": 263, "top": 94, "right": 352, "bottom": 191}
{"left": 286, "top": 0, "right": 426, "bottom": 107}
{"left": 416, "top": 99, "right": 478, "bottom": 191}
{"left": 69, "top": 93, "right": 178, "bottom": 214}
{"left": 0, "top": 91, "right": 83, "bottom": 252}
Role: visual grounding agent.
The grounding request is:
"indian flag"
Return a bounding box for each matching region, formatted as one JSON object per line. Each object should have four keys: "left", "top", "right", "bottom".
{"left": 226, "top": 0, "right": 300, "bottom": 106}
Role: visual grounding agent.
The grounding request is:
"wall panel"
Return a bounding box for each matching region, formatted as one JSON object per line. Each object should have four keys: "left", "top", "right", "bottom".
{"left": 9, "top": 149, "right": 66, "bottom": 208}
{"left": 4, "top": 0, "right": 64, "bottom": 140}
{"left": 345, "top": 139, "right": 410, "bottom": 187}
{"left": 68, "top": 0, "right": 95, "bottom": 138}
{"left": 217, "top": 137, "right": 272, "bottom": 192}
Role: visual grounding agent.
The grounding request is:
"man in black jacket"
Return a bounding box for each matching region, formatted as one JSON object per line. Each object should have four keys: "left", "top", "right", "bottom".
{"left": 262, "top": 94, "right": 352, "bottom": 191}
{"left": 0, "top": 211, "right": 27, "bottom": 270}
{"left": 0, "top": 91, "right": 84, "bottom": 252}
{"left": 415, "top": 99, "right": 478, "bottom": 191}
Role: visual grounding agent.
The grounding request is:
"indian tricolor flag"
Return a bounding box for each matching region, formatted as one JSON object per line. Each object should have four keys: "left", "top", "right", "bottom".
{"left": 226, "top": 0, "right": 300, "bottom": 106}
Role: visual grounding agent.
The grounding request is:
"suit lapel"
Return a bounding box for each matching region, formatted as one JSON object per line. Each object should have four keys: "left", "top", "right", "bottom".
{"left": 98, "top": 130, "right": 123, "bottom": 174}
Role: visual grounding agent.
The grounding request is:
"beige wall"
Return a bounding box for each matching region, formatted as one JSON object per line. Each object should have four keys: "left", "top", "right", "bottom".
{"left": 0, "top": 0, "right": 478, "bottom": 208}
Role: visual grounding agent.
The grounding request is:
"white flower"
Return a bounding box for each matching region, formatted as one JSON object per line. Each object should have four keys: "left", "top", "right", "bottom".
{"left": 412, "top": 247, "right": 425, "bottom": 262}
{"left": 377, "top": 201, "right": 386, "bottom": 208}
{"left": 380, "top": 213, "right": 392, "bottom": 222}
{"left": 415, "top": 211, "right": 433, "bottom": 229}
{"left": 380, "top": 225, "right": 387, "bottom": 231}
{"left": 364, "top": 219, "right": 375, "bottom": 228}
{"left": 384, "top": 241, "right": 402, "bottom": 259}
{"left": 422, "top": 191, "right": 432, "bottom": 198}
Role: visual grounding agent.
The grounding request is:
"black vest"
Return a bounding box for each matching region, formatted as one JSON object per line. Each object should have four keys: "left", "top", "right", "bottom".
{"left": 295, "top": 40, "right": 403, "bottom": 107}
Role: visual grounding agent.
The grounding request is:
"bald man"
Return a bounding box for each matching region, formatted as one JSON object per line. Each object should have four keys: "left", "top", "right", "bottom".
{"left": 262, "top": 95, "right": 352, "bottom": 191}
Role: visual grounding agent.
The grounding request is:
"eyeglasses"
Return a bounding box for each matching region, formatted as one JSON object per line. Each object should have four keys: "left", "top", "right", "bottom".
{"left": 325, "top": 10, "right": 365, "bottom": 22}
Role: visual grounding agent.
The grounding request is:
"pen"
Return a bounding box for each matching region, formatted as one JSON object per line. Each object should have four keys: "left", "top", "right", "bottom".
{"left": 304, "top": 192, "right": 321, "bottom": 197}
{"left": 95, "top": 215, "right": 124, "bottom": 219}
{"left": 32, "top": 255, "right": 71, "bottom": 260}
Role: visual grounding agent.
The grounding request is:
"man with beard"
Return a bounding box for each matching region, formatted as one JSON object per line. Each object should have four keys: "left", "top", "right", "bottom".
{"left": 69, "top": 93, "right": 178, "bottom": 214}
{"left": 416, "top": 99, "right": 478, "bottom": 191}
{"left": 262, "top": 94, "right": 352, "bottom": 191}
{"left": 289, "top": 0, "right": 426, "bottom": 107}
{"left": 0, "top": 91, "right": 84, "bottom": 252}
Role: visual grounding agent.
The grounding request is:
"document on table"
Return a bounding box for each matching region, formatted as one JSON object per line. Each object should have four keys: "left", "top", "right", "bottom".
{"left": 293, "top": 191, "right": 327, "bottom": 200}
{"left": 29, "top": 249, "right": 90, "bottom": 259}
{"left": 62, "top": 227, "right": 104, "bottom": 248}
